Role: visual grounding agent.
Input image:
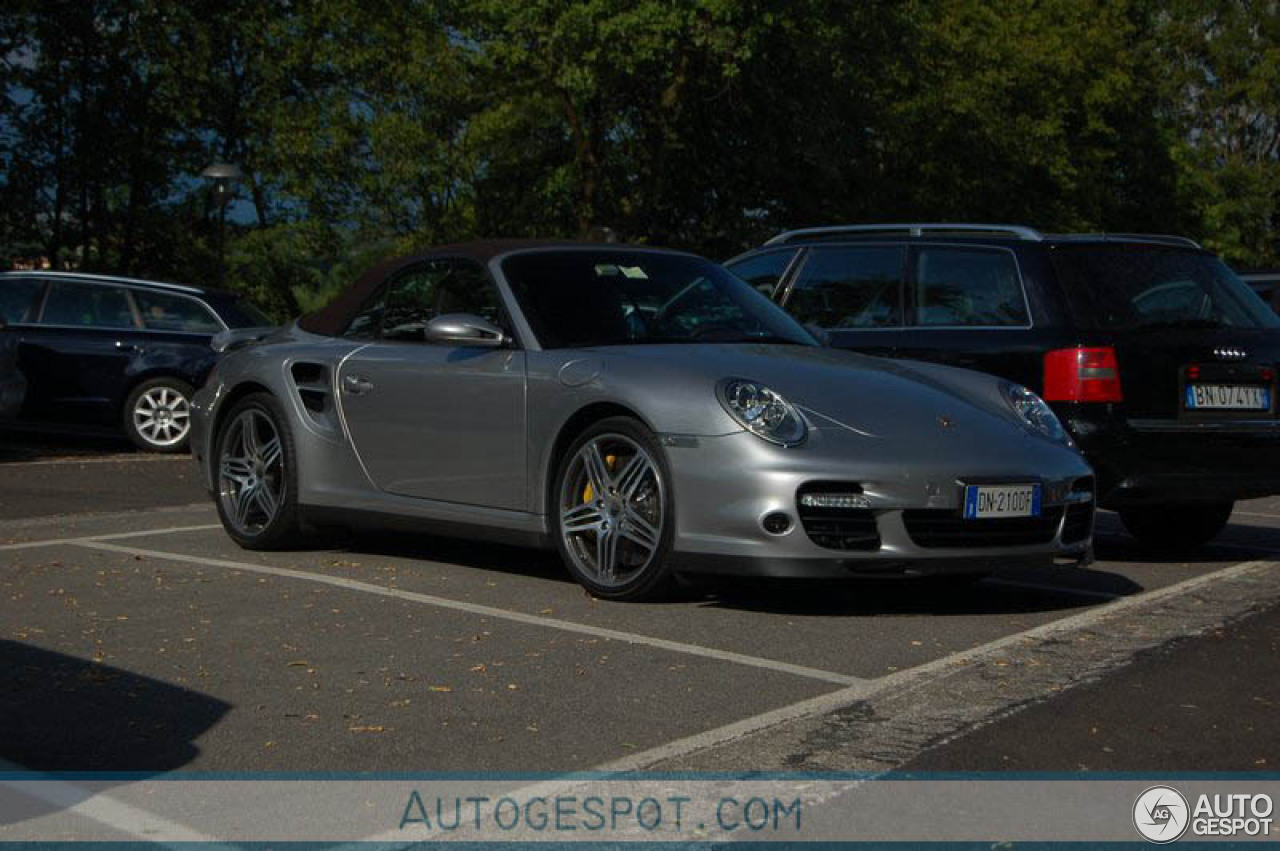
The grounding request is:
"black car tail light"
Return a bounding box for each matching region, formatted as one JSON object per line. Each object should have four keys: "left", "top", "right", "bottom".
{"left": 1043, "top": 346, "right": 1123, "bottom": 403}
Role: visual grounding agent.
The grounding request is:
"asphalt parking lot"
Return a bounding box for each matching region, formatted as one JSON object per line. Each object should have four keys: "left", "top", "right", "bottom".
{"left": 3, "top": 436, "right": 1279, "bottom": 775}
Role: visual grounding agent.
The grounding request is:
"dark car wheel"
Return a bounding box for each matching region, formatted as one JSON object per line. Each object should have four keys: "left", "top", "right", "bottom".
{"left": 1118, "top": 501, "right": 1234, "bottom": 551}
{"left": 215, "top": 392, "right": 302, "bottom": 549}
{"left": 553, "top": 417, "right": 675, "bottom": 602}
{"left": 123, "top": 377, "right": 194, "bottom": 453}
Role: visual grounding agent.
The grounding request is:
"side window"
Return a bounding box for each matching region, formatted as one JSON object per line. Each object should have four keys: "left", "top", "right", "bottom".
{"left": 379, "top": 259, "right": 504, "bottom": 342}
{"left": 726, "top": 249, "right": 797, "bottom": 297}
{"left": 344, "top": 284, "right": 389, "bottom": 340}
{"left": 0, "top": 278, "right": 45, "bottom": 323}
{"left": 785, "top": 246, "right": 904, "bottom": 328}
{"left": 40, "top": 282, "right": 138, "bottom": 329}
{"left": 132, "top": 290, "right": 222, "bottom": 333}
{"left": 381, "top": 261, "right": 453, "bottom": 341}
{"left": 914, "top": 248, "right": 1028, "bottom": 327}
{"left": 436, "top": 259, "right": 504, "bottom": 326}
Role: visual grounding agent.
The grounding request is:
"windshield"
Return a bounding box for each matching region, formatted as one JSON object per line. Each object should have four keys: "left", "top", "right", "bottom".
{"left": 1052, "top": 246, "right": 1280, "bottom": 331}
{"left": 502, "top": 250, "right": 818, "bottom": 349}
{"left": 218, "top": 297, "right": 277, "bottom": 328}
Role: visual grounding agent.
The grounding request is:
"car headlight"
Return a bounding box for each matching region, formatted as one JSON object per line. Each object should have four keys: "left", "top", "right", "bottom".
{"left": 717, "top": 379, "right": 807, "bottom": 447}
{"left": 1004, "top": 383, "right": 1072, "bottom": 445}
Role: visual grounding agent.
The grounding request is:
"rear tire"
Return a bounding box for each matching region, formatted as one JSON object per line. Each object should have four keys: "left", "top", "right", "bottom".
{"left": 552, "top": 416, "right": 675, "bottom": 602}
{"left": 214, "top": 392, "right": 303, "bottom": 549}
{"left": 123, "top": 377, "right": 194, "bottom": 453}
{"left": 1119, "top": 501, "right": 1234, "bottom": 551}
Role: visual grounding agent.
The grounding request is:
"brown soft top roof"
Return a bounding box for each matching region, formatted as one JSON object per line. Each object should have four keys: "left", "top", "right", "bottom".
{"left": 297, "top": 238, "right": 680, "bottom": 337}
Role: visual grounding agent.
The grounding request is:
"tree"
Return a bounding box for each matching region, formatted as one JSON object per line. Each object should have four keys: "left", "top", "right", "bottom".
{"left": 874, "top": 0, "right": 1180, "bottom": 233}
{"left": 1158, "top": 0, "right": 1280, "bottom": 266}
{"left": 0, "top": 0, "right": 206, "bottom": 274}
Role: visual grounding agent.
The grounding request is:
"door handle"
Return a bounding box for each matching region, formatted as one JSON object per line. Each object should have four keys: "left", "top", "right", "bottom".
{"left": 342, "top": 374, "right": 374, "bottom": 395}
{"left": 115, "top": 341, "right": 141, "bottom": 353}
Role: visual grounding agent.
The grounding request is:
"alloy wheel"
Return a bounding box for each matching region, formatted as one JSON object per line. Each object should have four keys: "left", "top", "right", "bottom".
{"left": 218, "top": 408, "right": 285, "bottom": 535}
{"left": 558, "top": 434, "right": 664, "bottom": 587}
{"left": 132, "top": 386, "right": 191, "bottom": 448}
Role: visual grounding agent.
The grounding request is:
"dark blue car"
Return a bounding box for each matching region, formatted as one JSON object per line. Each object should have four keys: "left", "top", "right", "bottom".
{"left": 0, "top": 271, "right": 273, "bottom": 452}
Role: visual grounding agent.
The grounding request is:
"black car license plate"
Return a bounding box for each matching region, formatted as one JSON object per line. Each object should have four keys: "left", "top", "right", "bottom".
{"left": 1184, "top": 384, "right": 1271, "bottom": 411}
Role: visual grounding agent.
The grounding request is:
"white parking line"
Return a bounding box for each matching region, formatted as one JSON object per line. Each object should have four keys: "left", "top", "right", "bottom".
{"left": 0, "top": 524, "right": 222, "bottom": 552}
{"left": 75, "top": 540, "right": 866, "bottom": 687}
{"left": 0, "top": 454, "right": 190, "bottom": 467}
{"left": 0, "top": 772, "right": 218, "bottom": 844}
{"left": 1233, "top": 509, "right": 1280, "bottom": 520}
{"left": 593, "top": 556, "right": 1278, "bottom": 771}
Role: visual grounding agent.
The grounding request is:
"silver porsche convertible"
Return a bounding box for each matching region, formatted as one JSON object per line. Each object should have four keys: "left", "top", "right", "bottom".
{"left": 192, "top": 241, "right": 1094, "bottom": 600}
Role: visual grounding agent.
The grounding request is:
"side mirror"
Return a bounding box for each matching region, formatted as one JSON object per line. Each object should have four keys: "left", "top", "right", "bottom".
{"left": 425, "top": 313, "right": 508, "bottom": 348}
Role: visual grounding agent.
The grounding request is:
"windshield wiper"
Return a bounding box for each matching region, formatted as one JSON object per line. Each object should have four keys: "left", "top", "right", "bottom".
{"left": 722, "top": 332, "right": 809, "bottom": 345}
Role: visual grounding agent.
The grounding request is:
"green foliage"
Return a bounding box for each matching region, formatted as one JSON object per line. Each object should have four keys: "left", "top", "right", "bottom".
{"left": 1157, "top": 0, "right": 1280, "bottom": 265}
{"left": 2, "top": 0, "right": 1278, "bottom": 320}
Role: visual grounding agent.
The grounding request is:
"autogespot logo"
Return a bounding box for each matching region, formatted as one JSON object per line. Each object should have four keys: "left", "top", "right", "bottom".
{"left": 1134, "top": 786, "right": 1190, "bottom": 843}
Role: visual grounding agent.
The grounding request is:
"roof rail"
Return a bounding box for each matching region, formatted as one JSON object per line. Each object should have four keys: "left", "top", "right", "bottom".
{"left": 764, "top": 223, "right": 1045, "bottom": 246}
{"left": 1091, "top": 233, "right": 1202, "bottom": 249}
{"left": 0, "top": 269, "right": 205, "bottom": 294}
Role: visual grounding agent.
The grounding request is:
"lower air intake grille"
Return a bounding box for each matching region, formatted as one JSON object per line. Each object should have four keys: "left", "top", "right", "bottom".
{"left": 903, "top": 506, "right": 1066, "bottom": 549}
{"left": 797, "top": 483, "right": 880, "bottom": 551}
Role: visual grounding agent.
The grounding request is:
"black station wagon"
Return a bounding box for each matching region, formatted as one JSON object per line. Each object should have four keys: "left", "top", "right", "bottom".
{"left": 0, "top": 271, "right": 273, "bottom": 452}
{"left": 727, "top": 224, "right": 1280, "bottom": 550}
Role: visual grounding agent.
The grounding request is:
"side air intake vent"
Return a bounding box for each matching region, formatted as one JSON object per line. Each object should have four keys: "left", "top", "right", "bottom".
{"left": 289, "top": 362, "right": 336, "bottom": 429}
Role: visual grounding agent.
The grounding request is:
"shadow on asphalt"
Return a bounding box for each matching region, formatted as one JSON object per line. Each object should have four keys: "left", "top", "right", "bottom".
{"left": 0, "top": 640, "right": 229, "bottom": 772}
{"left": 692, "top": 568, "right": 1139, "bottom": 617}
{"left": 333, "top": 529, "right": 1145, "bottom": 617}
{"left": 0, "top": 427, "right": 142, "bottom": 463}
{"left": 343, "top": 529, "right": 569, "bottom": 580}
{"left": 1094, "top": 524, "right": 1280, "bottom": 563}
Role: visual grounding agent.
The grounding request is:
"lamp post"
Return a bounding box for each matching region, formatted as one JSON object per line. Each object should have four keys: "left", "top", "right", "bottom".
{"left": 202, "top": 162, "right": 242, "bottom": 288}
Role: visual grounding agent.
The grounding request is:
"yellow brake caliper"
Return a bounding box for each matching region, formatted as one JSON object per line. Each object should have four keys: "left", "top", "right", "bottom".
{"left": 583, "top": 455, "right": 616, "bottom": 503}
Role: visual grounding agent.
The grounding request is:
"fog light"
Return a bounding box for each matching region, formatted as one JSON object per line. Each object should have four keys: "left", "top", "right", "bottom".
{"left": 799, "top": 493, "right": 871, "bottom": 510}
{"left": 762, "top": 512, "right": 792, "bottom": 535}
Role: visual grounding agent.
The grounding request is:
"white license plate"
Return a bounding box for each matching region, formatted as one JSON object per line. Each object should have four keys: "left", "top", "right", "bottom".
{"left": 1185, "top": 384, "right": 1271, "bottom": 410}
{"left": 963, "top": 484, "right": 1041, "bottom": 519}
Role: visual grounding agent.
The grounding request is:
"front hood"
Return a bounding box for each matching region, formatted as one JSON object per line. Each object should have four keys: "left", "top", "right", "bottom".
{"left": 597, "top": 343, "right": 1050, "bottom": 444}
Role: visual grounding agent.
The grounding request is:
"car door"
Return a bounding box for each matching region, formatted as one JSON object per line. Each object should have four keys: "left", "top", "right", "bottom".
{"left": 0, "top": 277, "right": 44, "bottom": 420}
{"left": 775, "top": 244, "right": 907, "bottom": 357}
{"left": 890, "top": 245, "right": 1044, "bottom": 390}
{"left": 19, "top": 279, "right": 150, "bottom": 425}
{"left": 336, "top": 258, "right": 528, "bottom": 510}
{"left": 129, "top": 287, "right": 223, "bottom": 387}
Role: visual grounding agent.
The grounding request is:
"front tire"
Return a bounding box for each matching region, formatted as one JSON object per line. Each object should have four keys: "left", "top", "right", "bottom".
{"left": 552, "top": 417, "right": 675, "bottom": 601}
{"left": 214, "top": 392, "right": 302, "bottom": 549}
{"left": 1119, "top": 501, "right": 1234, "bottom": 551}
{"left": 123, "top": 377, "right": 194, "bottom": 453}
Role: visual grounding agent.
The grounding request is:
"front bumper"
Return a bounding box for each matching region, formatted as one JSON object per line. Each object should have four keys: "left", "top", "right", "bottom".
{"left": 189, "top": 381, "right": 223, "bottom": 495}
{"left": 664, "top": 428, "right": 1095, "bottom": 578}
